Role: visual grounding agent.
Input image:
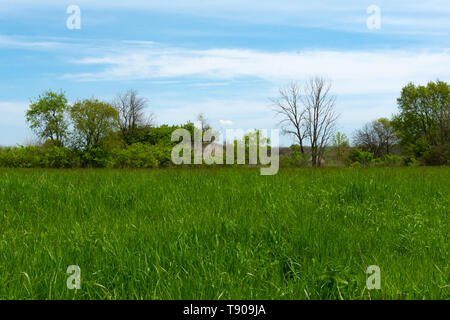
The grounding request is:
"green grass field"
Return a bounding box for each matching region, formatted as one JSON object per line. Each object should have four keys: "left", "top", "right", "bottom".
{"left": 0, "top": 167, "right": 448, "bottom": 300}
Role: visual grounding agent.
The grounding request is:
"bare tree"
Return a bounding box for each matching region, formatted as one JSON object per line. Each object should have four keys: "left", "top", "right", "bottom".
{"left": 353, "top": 118, "right": 397, "bottom": 157}
{"left": 196, "top": 113, "right": 211, "bottom": 134}
{"left": 303, "top": 77, "right": 339, "bottom": 167}
{"left": 112, "top": 89, "right": 155, "bottom": 143}
{"left": 353, "top": 123, "right": 379, "bottom": 156}
{"left": 272, "top": 81, "right": 307, "bottom": 153}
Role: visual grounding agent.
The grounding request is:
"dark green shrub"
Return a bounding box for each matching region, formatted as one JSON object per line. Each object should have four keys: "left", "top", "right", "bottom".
{"left": 382, "top": 154, "right": 402, "bottom": 167}
{"left": 280, "top": 145, "right": 309, "bottom": 167}
{"left": 113, "top": 143, "right": 159, "bottom": 168}
{"left": 347, "top": 148, "right": 374, "bottom": 167}
{"left": 80, "top": 147, "right": 114, "bottom": 168}
{"left": 0, "top": 145, "right": 73, "bottom": 168}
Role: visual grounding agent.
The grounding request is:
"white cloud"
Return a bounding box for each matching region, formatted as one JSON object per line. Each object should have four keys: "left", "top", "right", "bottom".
{"left": 219, "top": 120, "right": 234, "bottom": 125}
{"left": 0, "top": 35, "right": 62, "bottom": 49}
{"left": 64, "top": 47, "right": 450, "bottom": 95}
{"left": 1, "top": 1, "right": 448, "bottom": 146}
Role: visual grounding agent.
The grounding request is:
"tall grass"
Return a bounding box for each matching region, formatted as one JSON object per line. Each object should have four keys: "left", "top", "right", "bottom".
{"left": 0, "top": 167, "right": 448, "bottom": 299}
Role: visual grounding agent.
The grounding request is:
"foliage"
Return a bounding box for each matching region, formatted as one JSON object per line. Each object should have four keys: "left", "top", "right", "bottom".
{"left": 15, "top": 85, "right": 449, "bottom": 169}
{"left": 79, "top": 147, "right": 114, "bottom": 168}
{"left": 347, "top": 148, "right": 374, "bottom": 167}
{"left": 280, "top": 145, "right": 310, "bottom": 167}
{"left": 113, "top": 143, "right": 159, "bottom": 168}
{"left": 70, "top": 98, "right": 119, "bottom": 149}
{"left": 130, "top": 123, "right": 196, "bottom": 146}
{"left": 392, "top": 80, "right": 449, "bottom": 165}
{"left": 353, "top": 118, "right": 398, "bottom": 158}
{"left": 0, "top": 145, "right": 73, "bottom": 168}
{"left": 230, "top": 129, "right": 271, "bottom": 165}
{"left": 331, "top": 132, "right": 350, "bottom": 162}
{"left": 382, "top": 154, "right": 402, "bottom": 167}
{"left": 25, "top": 90, "right": 70, "bottom": 146}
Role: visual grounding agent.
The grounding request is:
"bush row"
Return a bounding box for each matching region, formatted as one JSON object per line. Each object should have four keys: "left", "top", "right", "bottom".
{"left": 0, "top": 144, "right": 429, "bottom": 169}
{"left": 0, "top": 143, "right": 173, "bottom": 169}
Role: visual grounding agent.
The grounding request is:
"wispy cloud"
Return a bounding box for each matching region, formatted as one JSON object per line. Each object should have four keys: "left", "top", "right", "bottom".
{"left": 0, "top": 35, "right": 64, "bottom": 49}
{"left": 63, "top": 46, "right": 450, "bottom": 95}
{"left": 219, "top": 120, "right": 234, "bottom": 125}
{"left": 6, "top": 0, "right": 450, "bottom": 35}
{"left": 1, "top": 1, "right": 448, "bottom": 147}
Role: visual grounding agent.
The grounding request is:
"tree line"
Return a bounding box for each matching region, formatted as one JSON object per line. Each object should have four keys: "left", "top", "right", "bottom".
{"left": 274, "top": 78, "right": 449, "bottom": 167}
{"left": 0, "top": 78, "right": 448, "bottom": 168}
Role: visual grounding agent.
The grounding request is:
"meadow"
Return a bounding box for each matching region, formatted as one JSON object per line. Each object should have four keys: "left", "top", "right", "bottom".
{"left": 0, "top": 167, "right": 448, "bottom": 300}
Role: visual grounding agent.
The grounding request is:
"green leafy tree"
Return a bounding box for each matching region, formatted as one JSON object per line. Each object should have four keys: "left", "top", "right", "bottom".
{"left": 124, "top": 122, "right": 196, "bottom": 146}
{"left": 70, "top": 98, "right": 119, "bottom": 149}
{"left": 331, "top": 131, "right": 350, "bottom": 161}
{"left": 25, "top": 90, "right": 69, "bottom": 146}
{"left": 392, "top": 80, "right": 449, "bottom": 164}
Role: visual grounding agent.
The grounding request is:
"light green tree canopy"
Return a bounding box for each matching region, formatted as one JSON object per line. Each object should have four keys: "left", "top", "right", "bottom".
{"left": 331, "top": 131, "right": 350, "bottom": 161}
{"left": 392, "top": 80, "right": 449, "bottom": 161}
{"left": 70, "top": 98, "right": 119, "bottom": 149}
{"left": 25, "top": 90, "right": 69, "bottom": 146}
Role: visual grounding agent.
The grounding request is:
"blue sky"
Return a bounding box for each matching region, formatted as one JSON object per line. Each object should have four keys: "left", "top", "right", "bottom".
{"left": 0, "top": 0, "right": 449, "bottom": 146}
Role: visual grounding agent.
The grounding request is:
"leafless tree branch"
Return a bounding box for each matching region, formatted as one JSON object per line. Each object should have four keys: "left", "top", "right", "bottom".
{"left": 271, "top": 81, "right": 308, "bottom": 153}
{"left": 303, "top": 76, "right": 340, "bottom": 167}
{"left": 112, "top": 89, "right": 155, "bottom": 143}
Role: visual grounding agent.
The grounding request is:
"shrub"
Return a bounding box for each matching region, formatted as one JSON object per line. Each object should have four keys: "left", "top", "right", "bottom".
{"left": 113, "top": 143, "right": 159, "bottom": 168}
{"left": 421, "top": 144, "right": 450, "bottom": 166}
{"left": 350, "top": 161, "right": 361, "bottom": 168}
{"left": 371, "top": 158, "right": 384, "bottom": 167}
{"left": 43, "top": 145, "right": 73, "bottom": 168}
{"left": 80, "top": 147, "right": 114, "bottom": 168}
{"left": 382, "top": 154, "right": 402, "bottom": 167}
{"left": 282, "top": 145, "right": 309, "bottom": 167}
{"left": 407, "top": 158, "right": 421, "bottom": 167}
{"left": 0, "top": 145, "right": 73, "bottom": 168}
{"left": 347, "top": 148, "right": 374, "bottom": 167}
